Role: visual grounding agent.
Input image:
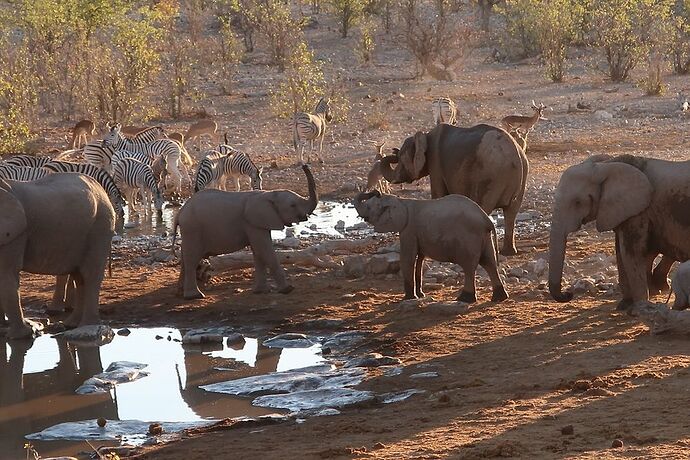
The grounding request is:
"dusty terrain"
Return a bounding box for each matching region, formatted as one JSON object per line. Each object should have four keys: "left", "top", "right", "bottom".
{"left": 13, "top": 18, "right": 690, "bottom": 460}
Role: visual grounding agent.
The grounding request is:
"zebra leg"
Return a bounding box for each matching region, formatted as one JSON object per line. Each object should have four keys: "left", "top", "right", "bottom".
{"left": 235, "top": 177, "right": 241, "bottom": 192}
{"left": 317, "top": 134, "right": 325, "bottom": 164}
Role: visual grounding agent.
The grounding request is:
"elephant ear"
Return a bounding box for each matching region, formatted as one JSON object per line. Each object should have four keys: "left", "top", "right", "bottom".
{"left": 400, "top": 132, "right": 427, "bottom": 180}
{"left": 245, "top": 193, "right": 286, "bottom": 230}
{"left": 0, "top": 181, "right": 27, "bottom": 245}
{"left": 594, "top": 162, "right": 652, "bottom": 232}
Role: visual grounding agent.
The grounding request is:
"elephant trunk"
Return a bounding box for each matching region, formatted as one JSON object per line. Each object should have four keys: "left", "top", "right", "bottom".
{"left": 548, "top": 219, "right": 574, "bottom": 302}
{"left": 379, "top": 155, "right": 402, "bottom": 184}
{"left": 353, "top": 190, "right": 380, "bottom": 218}
{"left": 302, "top": 164, "right": 318, "bottom": 214}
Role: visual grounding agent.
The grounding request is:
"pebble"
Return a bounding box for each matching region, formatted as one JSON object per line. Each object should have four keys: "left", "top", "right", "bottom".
{"left": 148, "top": 423, "right": 163, "bottom": 436}
{"left": 97, "top": 418, "right": 107, "bottom": 428}
{"left": 561, "top": 425, "right": 574, "bottom": 435}
{"left": 611, "top": 439, "right": 624, "bottom": 448}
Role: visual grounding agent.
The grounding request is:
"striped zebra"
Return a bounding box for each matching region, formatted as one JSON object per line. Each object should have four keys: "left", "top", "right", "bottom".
{"left": 3, "top": 155, "right": 52, "bottom": 168}
{"left": 0, "top": 165, "right": 50, "bottom": 181}
{"left": 293, "top": 97, "right": 332, "bottom": 165}
{"left": 112, "top": 157, "right": 164, "bottom": 218}
{"left": 194, "top": 152, "right": 225, "bottom": 192}
{"left": 44, "top": 160, "right": 126, "bottom": 223}
{"left": 111, "top": 149, "right": 153, "bottom": 168}
{"left": 431, "top": 97, "right": 457, "bottom": 125}
{"left": 215, "top": 145, "right": 263, "bottom": 191}
{"left": 104, "top": 127, "right": 190, "bottom": 195}
{"left": 83, "top": 142, "right": 117, "bottom": 172}
{"left": 103, "top": 122, "right": 164, "bottom": 149}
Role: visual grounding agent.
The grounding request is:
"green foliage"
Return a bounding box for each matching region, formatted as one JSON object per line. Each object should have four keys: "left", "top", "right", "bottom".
{"left": 325, "top": 0, "right": 367, "bottom": 38}
{"left": 270, "top": 41, "right": 326, "bottom": 117}
{"left": 670, "top": 0, "right": 690, "bottom": 73}
{"left": 249, "top": 0, "right": 302, "bottom": 71}
{"left": 0, "top": 36, "right": 37, "bottom": 154}
{"left": 355, "top": 19, "right": 376, "bottom": 63}
{"left": 532, "top": 0, "right": 584, "bottom": 82}
{"left": 495, "top": 0, "right": 541, "bottom": 59}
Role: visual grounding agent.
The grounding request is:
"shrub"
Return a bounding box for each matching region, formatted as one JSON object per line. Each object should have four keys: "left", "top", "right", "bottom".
{"left": 670, "top": 2, "right": 690, "bottom": 74}
{"left": 270, "top": 41, "right": 327, "bottom": 117}
{"left": 355, "top": 19, "right": 376, "bottom": 64}
{"left": 495, "top": 0, "right": 540, "bottom": 60}
{"left": 533, "top": 0, "right": 584, "bottom": 82}
{"left": 325, "top": 0, "right": 367, "bottom": 38}
{"left": 250, "top": 0, "right": 302, "bottom": 71}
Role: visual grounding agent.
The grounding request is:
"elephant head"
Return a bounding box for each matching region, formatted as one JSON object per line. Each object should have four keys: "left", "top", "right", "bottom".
{"left": 0, "top": 180, "right": 27, "bottom": 246}
{"left": 548, "top": 158, "right": 653, "bottom": 302}
{"left": 380, "top": 131, "right": 428, "bottom": 184}
{"left": 353, "top": 190, "right": 408, "bottom": 233}
{"left": 245, "top": 165, "right": 317, "bottom": 229}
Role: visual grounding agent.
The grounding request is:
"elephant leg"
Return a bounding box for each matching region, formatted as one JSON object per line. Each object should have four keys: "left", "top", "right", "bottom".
{"left": 400, "top": 239, "right": 418, "bottom": 300}
{"left": 414, "top": 253, "right": 425, "bottom": 298}
{"left": 50, "top": 275, "right": 70, "bottom": 313}
{"left": 250, "top": 233, "right": 293, "bottom": 294}
{"left": 617, "top": 230, "right": 649, "bottom": 309}
{"left": 181, "top": 245, "right": 205, "bottom": 300}
{"left": 614, "top": 232, "right": 634, "bottom": 310}
{"left": 457, "top": 262, "right": 477, "bottom": 303}
{"left": 0, "top": 271, "right": 33, "bottom": 339}
{"left": 480, "top": 238, "right": 508, "bottom": 302}
{"left": 672, "top": 285, "right": 689, "bottom": 310}
{"left": 500, "top": 201, "right": 520, "bottom": 256}
{"left": 650, "top": 255, "right": 674, "bottom": 295}
{"left": 251, "top": 257, "right": 270, "bottom": 294}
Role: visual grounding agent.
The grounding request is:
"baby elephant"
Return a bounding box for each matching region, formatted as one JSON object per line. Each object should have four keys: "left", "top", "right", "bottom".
{"left": 672, "top": 260, "right": 690, "bottom": 310}
{"left": 353, "top": 191, "right": 508, "bottom": 303}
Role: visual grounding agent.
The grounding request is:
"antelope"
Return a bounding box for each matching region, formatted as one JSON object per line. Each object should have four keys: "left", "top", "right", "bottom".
{"left": 500, "top": 100, "right": 547, "bottom": 137}
{"left": 167, "top": 132, "right": 185, "bottom": 145}
{"left": 431, "top": 97, "right": 457, "bottom": 125}
{"left": 120, "top": 125, "right": 148, "bottom": 137}
{"left": 365, "top": 141, "right": 391, "bottom": 193}
{"left": 185, "top": 119, "right": 220, "bottom": 151}
{"left": 69, "top": 119, "right": 96, "bottom": 149}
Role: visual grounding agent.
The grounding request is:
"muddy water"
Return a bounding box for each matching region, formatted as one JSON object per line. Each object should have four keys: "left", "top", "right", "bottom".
{"left": 0, "top": 328, "right": 324, "bottom": 459}
{"left": 121, "top": 200, "right": 362, "bottom": 240}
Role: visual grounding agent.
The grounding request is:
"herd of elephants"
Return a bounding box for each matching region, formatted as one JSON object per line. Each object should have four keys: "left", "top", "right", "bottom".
{"left": 1, "top": 117, "right": 689, "bottom": 340}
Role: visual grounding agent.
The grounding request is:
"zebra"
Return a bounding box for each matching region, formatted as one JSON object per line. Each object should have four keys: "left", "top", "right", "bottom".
{"left": 103, "top": 122, "right": 164, "bottom": 150}
{"left": 431, "top": 97, "right": 457, "bottom": 125}
{"left": 194, "top": 151, "right": 225, "bottom": 192}
{"left": 293, "top": 97, "right": 332, "bottom": 165}
{"left": 111, "top": 149, "right": 154, "bottom": 168}
{"left": 112, "top": 157, "right": 164, "bottom": 219}
{"left": 3, "top": 155, "right": 52, "bottom": 168}
{"left": 83, "top": 142, "right": 117, "bottom": 172}
{"left": 0, "top": 165, "right": 50, "bottom": 181}
{"left": 103, "top": 128, "right": 191, "bottom": 196}
{"left": 215, "top": 145, "right": 263, "bottom": 191}
{"left": 43, "top": 160, "right": 126, "bottom": 223}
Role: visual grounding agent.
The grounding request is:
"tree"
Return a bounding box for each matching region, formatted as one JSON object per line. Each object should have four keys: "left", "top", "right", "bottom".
{"left": 326, "top": 0, "right": 367, "bottom": 38}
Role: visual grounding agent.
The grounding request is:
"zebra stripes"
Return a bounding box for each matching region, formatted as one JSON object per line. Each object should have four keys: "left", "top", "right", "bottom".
{"left": 3, "top": 155, "right": 52, "bottom": 168}
{"left": 0, "top": 165, "right": 50, "bottom": 181}
{"left": 293, "top": 97, "right": 332, "bottom": 164}
{"left": 112, "top": 157, "right": 164, "bottom": 217}
{"left": 194, "top": 148, "right": 262, "bottom": 192}
{"left": 103, "top": 123, "right": 163, "bottom": 150}
{"left": 111, "top": 149, "right": 153, "bottom": 168}
{"left": 432, "top": 97, "right": 457, "bottom": 125}
{"left": 44, "top": 160, "right": 126, "bottom": 221}
{"left": 83, "top": 142, "right": 117, "bottom": 171}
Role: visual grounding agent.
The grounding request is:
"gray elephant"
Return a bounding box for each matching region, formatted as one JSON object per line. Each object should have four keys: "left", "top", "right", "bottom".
{"left": 671, "top": 261, "right": 690, "bottom": 310}
{"left": 353, "top": 190, "right": 508, "bottom": 303}
{"left": 549, "top": 154, "right": 690, "bottom": 309}
{"left": 378, "top": 123, "right": 528, "bottom": 256}
{"left": 0, "top": 174, "right": 115, "bottom": 339}
{"left": 174, "top": 165, "right": 318, "bottom": 299}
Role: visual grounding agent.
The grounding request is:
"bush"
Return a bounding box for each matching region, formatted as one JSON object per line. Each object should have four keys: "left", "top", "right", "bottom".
{"left": 0, "top": 38, "right": 37, "bottom": 154}
{"left": 251, "top": 0, "right": 302, "bottom": 71}
{"left": 669, "top": 1, "right": 690, "bottom": 74}
{"left": 270, "top": 41, "right": 327, "bottom": 117}
{"left": 533, "top": 0, "right": 584, "bottom": 82}
{"left": 325, "top": 0, "right": 367, "bottom": 38}
{"left": 495, "top": 0, "right": 540, "bottom": 60}
{"left": 355, "top": 19, "right": 376, "bottom": 64}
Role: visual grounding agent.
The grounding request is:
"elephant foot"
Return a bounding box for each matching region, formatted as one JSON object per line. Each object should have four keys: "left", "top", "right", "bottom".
{"left": 500, "top": 246, "right": 518, "bottom": 257}
{"left": 278, "top": 285, "right": 295, "bottom": 294}
{"left": 183, "top": 290, "right": 206, "bottom": 300}
{"left": 491, "top": 286, "right": 509, "bottom": 302}
{"left": 8, "top": 322, "right": 35, "bottom": 340}
{"left": 253, "top": 285, "right": 270, "bottom": 294}
{"left": 457, "top": 291, "right": 477, "bottom": 304}
{"left": 615, "top": 298, "right": 634, "bottom": 311}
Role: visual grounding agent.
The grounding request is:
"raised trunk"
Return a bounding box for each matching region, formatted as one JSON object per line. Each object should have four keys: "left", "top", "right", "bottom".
{"left": 353, "top": 190, "right": 380, "bottom": 218}
{"left": 379, "top": 155, "right": 401, "bottom": 183}
{"left": 302, "top": 164, "right": 318, "bottom": 214}
{"left": 548, "top": 220, "right": 574, "bottom": 302}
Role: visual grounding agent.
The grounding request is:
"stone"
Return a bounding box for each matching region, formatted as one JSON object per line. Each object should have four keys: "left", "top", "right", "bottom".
{"left": 97, "top": 418, "right": 107, "bottom": 428}
{"left": 611, "top": 439, "right": 624, "bottom": 448}
{"left": 116, "top": 328, "right": 131, "bottom": 336}
{"left": 409, "top": 372, "right": 439, "bottom": 379}
{"left": 59, "top": 325, "right": 114, "bottom": 346}
{"left": 321, "top": 331, "right": 368, "bottom": 354}
{"left": 253, "top": 388, "right": 375, "bottom": 412}
{"left": 76, "top": 361, "right": 149, "bottom": 394}
{"left": 263, "top": 333, "right": 317, "bottom": 348}
{"left": 277, "top": 237, "right": 301, "bottom": 248}
{"left": 344, "top": 353, "right": 402, "bottom": 368}
{"left": 594, "top": 110, "right": 614, "bottom": 120}
{"left": 182, "top": 328, "right": 238, "bottom": 345}
{"left": 571, "top": 278, "right": 597, "bottom": 295}
{"left": 378, "top": 389, "right": 425, "bottom": 404}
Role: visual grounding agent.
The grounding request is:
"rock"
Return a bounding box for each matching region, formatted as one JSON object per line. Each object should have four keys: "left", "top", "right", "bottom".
{"left": 297, "top": 318, "right": 345, "bottom": 329}
{"left": 59, "top": 325, "right": 114, "bottom": 346}
{"left": 507, "top": 267, "right": 527, "bottom": 278}
{"left": 367, "top": 253, "right": 400, "bottom": 275}
{"left": 335, "top": 220, "right": 346, "bottom": 231}
{"left": 572, "top": 380, "right": 591, "bottom": 392}
{"left": 111, "top": 235, "right": 123, "bottom": 243}
{"left": 398, "top": 298, "right": 422, "bottom": 312}
{"left": 344, "top": 353, "right": 402, "bottom": 368}
{"left": 277, "top": 237, "right": 301, "bottom": 248}
{"left": 27, "top": 420, "right": 213, "bottom": 442}
{"left": 383, "top": 366, "right": 404, "bottom": 377}
{"left": 285, "top": 227, "right": 296, "bottom": 238}
{"left": 561, "top": 425, "right": 574, "bottom": 435}
{"left": 321, "top": 331, "right": 368, "bottom": 354}
{"left": 409, "top": 372, "right": 439, "bottom": 379}
{"left": 571, "top": 278, "right": 597, "bottom": 295}
{"left": 526, "top": 258, "right": 548, "bottom": 277}
{"left": 116, "top": 328, "right": 131, "bottom": 336}
{"left": 378, "top": 389, "right": 425, "bottom": 404}
{"left": 150, "top": 249, "right": 174, "bottom": 263}
{"left": 346, "top": 222, "right": 369, "bottom": 231}
{"left": 148, "top": 423, "right": 164, "bottom": 436}
{"left": 594, "top": 110, "right": 614, "bottom": 120}
{"left": 611, "top": 439, "right": 624, "bottom": 448}
{"left": 253, "top": 388, "right": 375, "bottom": 412}
{"left": 97, "top": 418, "right": 107, "bottom": 428}
{"left": 263, "top": 333, "right": 317, "bottom": 348}
{"left": 76, "top": 361, "right": 149, "bottom": 394}
{"left": 182, "top": 328, "right": 236, "bottom": 344}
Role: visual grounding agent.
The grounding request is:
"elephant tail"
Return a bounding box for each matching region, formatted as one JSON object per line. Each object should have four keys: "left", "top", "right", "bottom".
{"left": 491, "top": 225, "right": 499, "bottom": 262}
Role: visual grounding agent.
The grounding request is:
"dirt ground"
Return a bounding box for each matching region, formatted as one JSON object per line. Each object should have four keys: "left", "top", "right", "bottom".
{"left": 15, "top": 17, "right": 690, "bottom": 460}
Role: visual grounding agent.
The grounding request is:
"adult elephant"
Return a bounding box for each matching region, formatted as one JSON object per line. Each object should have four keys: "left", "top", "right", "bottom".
{"left": 0, "top": 174, "right": 115, "bottom": 338}
{"left": 379, "top": 123, "right": 528, "bottom": 255}
{"left": 549, "top": 154, "right": 690, "bottom": 309}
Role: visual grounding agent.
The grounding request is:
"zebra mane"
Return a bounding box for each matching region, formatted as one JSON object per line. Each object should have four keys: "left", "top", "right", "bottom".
{"left": 314, "top": 97, "right": 329, "bottom": 114}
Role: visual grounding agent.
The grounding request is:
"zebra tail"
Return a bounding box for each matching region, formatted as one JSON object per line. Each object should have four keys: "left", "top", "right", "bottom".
{"left": 292, "top": 113, "right": 298, "bottom": 150}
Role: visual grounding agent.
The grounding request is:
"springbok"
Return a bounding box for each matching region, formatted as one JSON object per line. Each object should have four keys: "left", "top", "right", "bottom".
{"left": 69, "top": 119, "right": 96, "bottom": 149}
{"left": 365, "top": 141, "right": 392, "bottom": 193}
{"left": 500, "top": 100, "right": 547, "bottom": 137}
{"left": 167, "top": 132, "right": 185, "bottom": 145}
{"left": 185, "top": 119, "right": 219, "bottom": 151}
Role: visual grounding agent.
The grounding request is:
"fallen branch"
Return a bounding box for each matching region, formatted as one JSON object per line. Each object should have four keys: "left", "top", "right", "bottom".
{"left": 209, "top": 249, "right": 341, "bottom": 272}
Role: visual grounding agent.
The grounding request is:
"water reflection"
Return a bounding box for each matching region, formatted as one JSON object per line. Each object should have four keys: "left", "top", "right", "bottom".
{"left": 0, "top": 328, "right": 324, "bottom": 459}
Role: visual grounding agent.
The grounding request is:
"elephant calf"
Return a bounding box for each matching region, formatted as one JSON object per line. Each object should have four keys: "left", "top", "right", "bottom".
{"left": 173, "top": 165, "right": 318, "bottom": 299}
{"left": 354, "top": 191, "right": 508, "bottom": 303}
{"left": 672, "top": 261, "right": 690, "bottom": 310}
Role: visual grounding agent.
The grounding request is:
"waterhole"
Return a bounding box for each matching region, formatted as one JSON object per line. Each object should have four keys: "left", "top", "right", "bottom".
{"left": 0, "top": 328, "right": 324, "bottom": 460}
